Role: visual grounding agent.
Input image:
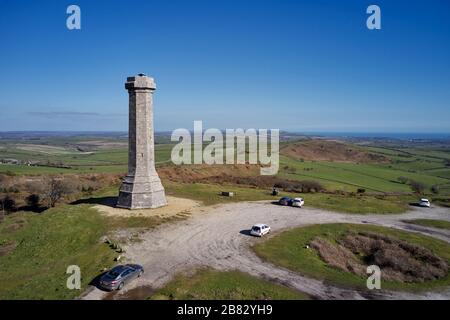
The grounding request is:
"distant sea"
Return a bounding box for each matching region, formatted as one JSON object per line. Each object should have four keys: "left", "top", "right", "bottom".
{"left": 296, "top": 132, "right": 450, "bottom": 140}
{"left": 1, "top": 131, "right": 449, "bottom": 141}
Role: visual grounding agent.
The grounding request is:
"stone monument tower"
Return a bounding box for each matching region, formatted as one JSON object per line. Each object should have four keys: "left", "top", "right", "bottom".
{"left": 117, "top": 74, "right": 167, "bottom": 209}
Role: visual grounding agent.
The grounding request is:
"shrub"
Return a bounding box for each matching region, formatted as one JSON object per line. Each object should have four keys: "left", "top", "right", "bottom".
{"left": 398, "top": 176, "right": 409, "bottom": 184}
{"left": 357, "top": 188, "right": 366, "bottom": 194}
{"left": 444, "top": 159, "right": 450, "bottom": 167}
{"left": 4, "top": 171, "right": 16, "bottom": 177}
{"left": 409, "top": 180, "right": 426, "bottom": 194}
{"left": 25, "top": 181, "right": 45, "bottom": 195}
{"left": 26, "top": 194, "right": 40, "bottom": 208}
{"left": 431, "top": 185, "right": 440, "bottom": 194}
{"left": 8, "top": 187, "right": 19, "bottom": 193}
{"left": 273, "top": 181, "right": 291, "bottom": 190}
{"left": 284, "top": 166, "right": 296, "bottom": 174}
{"left": 1, "top": 195, "right": 16, "bottom": 213}
{"left": 42, "top": 177, "right": 77, "bottom": 207}
{"left": 301, "top": 180, "right": 324, "bottom": 193}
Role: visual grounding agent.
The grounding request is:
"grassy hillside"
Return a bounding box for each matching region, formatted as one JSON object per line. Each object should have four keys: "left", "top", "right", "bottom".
{"left": 0, "top": 195, "right": 185, "bottom": 299}
{"left": 150, "top": 269, "right": 309, "bottom": 300}
{"left": 2, "top": 137, "right": 449, "bottom": 196}
{"left": 280, "top": 139, "right": 389, "bottom": 163}
{"left": 0, "top": 135, "right": 448, "bottom": 299}
{"left": 279, "top": 156, "right": 448, "bottom": 193}
{"left": 0, "top": 205, "right": 115, "bottom": 299}
{"left": 165, "top": 182, "right": 411, "bottom": 214}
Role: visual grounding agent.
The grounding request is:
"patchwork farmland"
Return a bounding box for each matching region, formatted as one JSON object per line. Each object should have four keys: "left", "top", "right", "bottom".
{"left": 0, "top": 132, "right": 449, "bottom": 300}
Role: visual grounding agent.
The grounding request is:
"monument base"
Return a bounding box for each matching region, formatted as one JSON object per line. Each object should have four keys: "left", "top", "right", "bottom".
{"left": 117, "top": 175, "right": 167, "bottom": 209}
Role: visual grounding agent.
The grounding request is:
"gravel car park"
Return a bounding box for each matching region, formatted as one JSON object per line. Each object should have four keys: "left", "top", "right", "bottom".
{"left": 83, "top": 202, "right": 450, "bottom": 300}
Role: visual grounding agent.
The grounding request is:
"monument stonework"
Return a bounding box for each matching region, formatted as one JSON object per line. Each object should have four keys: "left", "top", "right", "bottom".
{"left": 117, "top": 74, "right": 167, "bottom": 209}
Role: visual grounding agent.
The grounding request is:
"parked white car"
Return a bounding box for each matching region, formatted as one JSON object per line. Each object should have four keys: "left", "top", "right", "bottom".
{"left": 419, "top": 198, "right": 431, "bottom": 208}
{"left": 291, "top": 198, "right": 305, "bottom": 208}
{"left": 250, "top": 224, "right": 271, "bottom": 237}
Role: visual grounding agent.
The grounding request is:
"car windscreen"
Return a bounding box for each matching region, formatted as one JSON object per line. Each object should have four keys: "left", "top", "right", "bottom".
{"left": 107, "top": 270, "right": 121, "bottom": 278}
{"left": 252, "top": 227, "right": 260, "bottom": 231}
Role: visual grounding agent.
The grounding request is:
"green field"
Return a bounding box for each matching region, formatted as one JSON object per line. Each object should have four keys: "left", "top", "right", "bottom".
{"left": 165, "top": 182, "right": 410, "bottom": 214}
{"left": 1, "top": 134, "right": 449, "bottom": 299}
{"left": 0, "top": 141, "right": 172, "bottom": 174}
{"left": 150, "top": 269, "right": 309, "bottom": 300}
{"left": 0, "top": 205, "right": 116, "bottom": 299}
{"left": 2, "top": 135, "right": 450, "bottom": 199}
{"left": 1, "top": 136, "right": 448, "bottom": 217}
{"left": 253, "top": 223, "right": 450, "bottom": 292}
{"left": 75, "top": 181, "right": 410, "bottom": 215}
{"left": 279, "top": 156, "right": 448, "bottom": 193}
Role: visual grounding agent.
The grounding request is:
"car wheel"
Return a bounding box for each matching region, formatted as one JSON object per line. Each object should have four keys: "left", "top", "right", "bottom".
{"left": 118, "top": 282, "right": 124, "bottom": 290}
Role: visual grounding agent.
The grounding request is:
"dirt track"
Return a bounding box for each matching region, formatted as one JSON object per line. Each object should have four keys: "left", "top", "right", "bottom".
{"left": 82, "top": 202, "right": 450, "bottom": 300}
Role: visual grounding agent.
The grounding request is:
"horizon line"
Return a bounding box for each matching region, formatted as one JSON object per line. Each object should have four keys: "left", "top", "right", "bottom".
{"left": 1, "top": 130, "right": 450, "bottom": 137}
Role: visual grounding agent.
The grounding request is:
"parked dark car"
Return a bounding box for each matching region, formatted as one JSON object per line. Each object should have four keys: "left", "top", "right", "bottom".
{"left": 99, "top": 264, "right": 144, "bottom": 291}
{"left": 278, "top": 197, "right": 292, "bottom": 206}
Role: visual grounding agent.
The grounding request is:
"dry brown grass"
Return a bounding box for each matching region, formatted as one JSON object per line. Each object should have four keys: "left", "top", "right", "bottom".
{"left": 158, "top": 164, "right": 260, "bottom": 183}
{"left": 311, "top": 232, "right": 448, "bottom": 283}
{"left": 0, "top": 241, "right": 16, "bottom": 257}
{"left": 0, "top": 173, "right": 123, "bottom": 207}
{"left": 3, "top": 220, "right": 25, "bottom": 233}
{"left": 1, "top": 164, "right": 324, "bottom": 209}
{"left": 310, "top": 238, "right": 365, "bottom": 275}
{"left": 159, "top": 164, "right": 324, "bottom": 192}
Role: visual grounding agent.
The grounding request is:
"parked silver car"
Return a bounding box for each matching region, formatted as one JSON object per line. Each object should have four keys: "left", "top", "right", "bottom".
{"left": 99, "top": 264, "right": 144, "bottom": 291}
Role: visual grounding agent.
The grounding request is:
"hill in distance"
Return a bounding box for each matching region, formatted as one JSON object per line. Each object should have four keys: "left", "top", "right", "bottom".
{"left": 280, "top": 140, "right": 389, "bottom": 164}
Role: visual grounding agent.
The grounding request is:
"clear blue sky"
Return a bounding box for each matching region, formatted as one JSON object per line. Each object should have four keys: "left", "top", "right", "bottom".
{"left": 0, "top": 0, "right": 449, "bottom": 132}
